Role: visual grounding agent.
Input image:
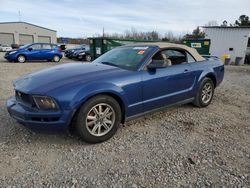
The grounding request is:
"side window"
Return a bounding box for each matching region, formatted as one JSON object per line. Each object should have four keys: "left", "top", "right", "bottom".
{"left": 162, "top": 49, "right": 186, "bottom": 65}
{"left": 31, "top": 44, "right": 42, "bottom": 50}
{"left": 42, "top": 44, "right": 52, "bottom": 49}
{"left": 51, "top": 44, "right": 58, "bottom": 49}
{"left": 85, "top": 46, "right": 90, "bottom": 51}
{"left": 187, "top": 53, "right": 196, "bottom": 63}
{"left": 151, "top": 49, "right": 196, "bottom": 67}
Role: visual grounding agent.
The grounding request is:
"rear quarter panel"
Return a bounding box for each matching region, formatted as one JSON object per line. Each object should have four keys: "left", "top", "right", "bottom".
{"left": 190, "top": 60, "right": 224, "bottom": 94}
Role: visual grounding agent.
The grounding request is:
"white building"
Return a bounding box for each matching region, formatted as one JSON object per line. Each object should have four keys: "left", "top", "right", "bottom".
{"left": 203, "top": 26, "right": 250, "bottom": 65}
{"left": 0, "top": 22, "right": 57, "bottom": 45}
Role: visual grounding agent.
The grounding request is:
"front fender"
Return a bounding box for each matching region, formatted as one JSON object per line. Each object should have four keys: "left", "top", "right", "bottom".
{"left": 70, "top": 82, "right": 129, "bottom": 112}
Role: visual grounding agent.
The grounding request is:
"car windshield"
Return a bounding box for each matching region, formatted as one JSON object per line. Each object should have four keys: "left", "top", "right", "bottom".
{"left": 93, "top": 46, "right": 153, "bottom": 71}
{"left": 75, "top": 45, "right": 85, "bottom": 49}
{"left": 20, "top": 44, "right": 30, "bottom": 49}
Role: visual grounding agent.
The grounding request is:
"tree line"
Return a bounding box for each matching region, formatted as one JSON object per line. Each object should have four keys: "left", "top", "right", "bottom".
{"left": 58, "top": 15, "right": 250, "bottom": 44}
{"left": 103, "top": 15, "right": 250, "bottom": 43}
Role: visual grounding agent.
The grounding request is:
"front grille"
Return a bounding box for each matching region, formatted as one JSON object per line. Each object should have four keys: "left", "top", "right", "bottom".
{"left": 15, "top": 91, "right": 34, "bottom": 107}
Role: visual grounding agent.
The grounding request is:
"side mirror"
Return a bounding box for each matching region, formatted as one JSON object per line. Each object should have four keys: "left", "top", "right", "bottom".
{"left": 28, "top": 47, "right": 33, "bottom": 51}
{"left": 147, "top": 60, "right": 167, "bottom": 70}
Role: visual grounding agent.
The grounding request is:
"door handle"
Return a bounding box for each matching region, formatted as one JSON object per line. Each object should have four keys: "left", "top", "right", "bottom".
{"left": 183, "top": 69, "right": 189, "bottom": 73}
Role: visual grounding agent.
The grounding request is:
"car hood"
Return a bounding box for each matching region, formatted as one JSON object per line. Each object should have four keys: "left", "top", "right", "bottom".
{"left": 73, "top": 50, "right": 84, "bottom": 55}
{"left": 67, "top": 48, "right": 78, "bottom": 52}
{"left": 13, "top": 63, "right": 127, "bottom": 94}
{"left": 7, "top": 49, "right": 18, "bottom": 52}
{"left": 76, "top": 50, "right": 85, "bottom": 53}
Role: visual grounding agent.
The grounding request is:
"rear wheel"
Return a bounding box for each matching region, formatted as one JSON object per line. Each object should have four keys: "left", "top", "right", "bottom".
{"left": 53, "top": 55, "right": 60, "bottom": 62}
{"left": 193, "top": 77, "right": 214, "bottom": 107}
{"left": 17, "top": 55, "right": 26, "bottom": 63}
{"left": 75, "top": 95, "right": 121, "bottom": 143}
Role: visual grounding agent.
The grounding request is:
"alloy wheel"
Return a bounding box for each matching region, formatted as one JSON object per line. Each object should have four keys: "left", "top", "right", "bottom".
{"left": 86, "top": 55, "right": 91, "bottom": 62}
{"left": 201, "top": 82, "right": 213, "bottom": 104}
{"left": 54, "top": 55, "right": 60, "bottom": 62}
{"left": 18, "top": 56, "right": 25, "bottom": 63}
{"left": 86, "top": 103, "right": 115, "bottom": 137}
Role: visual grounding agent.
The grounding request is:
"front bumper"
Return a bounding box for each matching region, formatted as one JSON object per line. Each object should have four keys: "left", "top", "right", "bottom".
{"left": 4, "top": 54, "right": 16, "bottom": 61}
{"left": 65, "top": 52, "right": 74, "bottom": 58}
{"left": 6, "top": 96, "right": 73, "bottom": 130}
{"left": 4, "top": 55, "right": 12, "bottom": 61}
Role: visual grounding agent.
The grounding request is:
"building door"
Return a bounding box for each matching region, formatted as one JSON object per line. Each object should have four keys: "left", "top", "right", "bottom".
{"left": 19, "top": 34, "right": 34, "bottom": 45}
{"left": 38, "top": 36, "right": 51, "bottom": 43}
{"left": 0, "top": 33, "right": 14, "bottom": 45}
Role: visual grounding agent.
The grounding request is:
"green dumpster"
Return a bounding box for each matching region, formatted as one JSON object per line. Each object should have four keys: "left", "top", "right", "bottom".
{"left": 183, "top": 39, "right": 210, "bottom": 55}
{"left": 88, "top": 37, "right": 160, "bottom": 59}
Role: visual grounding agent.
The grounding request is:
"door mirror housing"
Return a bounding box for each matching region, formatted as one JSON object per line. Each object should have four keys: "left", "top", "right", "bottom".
{"left": 147, "top": 60, "right": 167, "bottom": 70}
{"left": 28, "top": 47, "right": 33, "bottom": 51}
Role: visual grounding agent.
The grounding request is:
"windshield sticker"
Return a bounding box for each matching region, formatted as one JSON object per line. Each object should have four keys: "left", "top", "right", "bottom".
{"left": 137, "top": 50, "right": 145, "bottom": 55}
{"left": 133, "top": 47, "right": 149, "bottom": 50}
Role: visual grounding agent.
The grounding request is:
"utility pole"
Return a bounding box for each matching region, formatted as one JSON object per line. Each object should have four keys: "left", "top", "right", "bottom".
{"left": 18, "top": 10, "right": 22, "bottom": 22}
{"left": 102, "top": 27, "right": 105, "bottom": 37}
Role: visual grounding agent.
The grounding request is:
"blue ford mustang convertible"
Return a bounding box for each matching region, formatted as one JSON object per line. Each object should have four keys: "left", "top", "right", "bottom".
{"left": 7, "top": 43, "right": 224, "bottom": 143}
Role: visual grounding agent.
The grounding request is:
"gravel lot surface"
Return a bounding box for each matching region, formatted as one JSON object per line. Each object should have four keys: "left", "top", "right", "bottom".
{"left": 0, "top": 54, "right": 249, "bottom": 187}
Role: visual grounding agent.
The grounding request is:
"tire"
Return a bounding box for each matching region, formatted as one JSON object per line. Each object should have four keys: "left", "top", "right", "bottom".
{"left": 53, "top": 55, "right": 60, "bottom": 62}
{"left": 193, "top": 77, "right": 214, "bottom": 107}
{"left": 75, "top": 95, "right": 122, "bottom": 143}
{"left": 17, "top": 55, "right": 26, "bottom": 63}
{"left": 85, "top": 54, "right": 92, "bottom": 62}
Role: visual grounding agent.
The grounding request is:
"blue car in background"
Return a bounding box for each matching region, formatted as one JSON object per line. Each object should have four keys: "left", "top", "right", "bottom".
{"left": 6, "top": 42, "right": 224, "bottom": 143}
{"left": 4, "top": 43, "right": 63, "bottom": 63}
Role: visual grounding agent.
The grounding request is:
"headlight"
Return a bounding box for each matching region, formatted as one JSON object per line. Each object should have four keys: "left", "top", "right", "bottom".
{"left": 9, "top": 51, "right": 17, "bottom": 55}
{"left": 79, "top": 52, "right": 85, "bottom": 55}
{"left": 33, "top": 96, "right": 58, "bottom": 110}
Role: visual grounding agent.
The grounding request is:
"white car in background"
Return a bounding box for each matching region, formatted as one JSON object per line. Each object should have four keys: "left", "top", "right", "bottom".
{"left": 0, "top": 45, "right": 12, "bottom": 52}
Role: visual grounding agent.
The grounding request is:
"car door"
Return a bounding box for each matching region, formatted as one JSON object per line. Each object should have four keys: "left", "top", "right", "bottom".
{"left": 27, "top": 44, "right": 42, "bottom": 60}
{"left": 142, "top": 49, "right": 196, "bottom": 112}
{"left": 39, "top": 44, "right": 53, "bottom": 60}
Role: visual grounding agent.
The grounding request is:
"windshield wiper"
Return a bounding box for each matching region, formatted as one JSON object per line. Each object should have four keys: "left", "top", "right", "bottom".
{"left": 101, "top": 62, "right": 119, "bottom": 67}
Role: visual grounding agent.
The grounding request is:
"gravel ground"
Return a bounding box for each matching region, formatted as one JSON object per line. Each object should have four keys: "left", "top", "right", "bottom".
{"left": 0, "top": 56, "right": 249, "bottom": 187}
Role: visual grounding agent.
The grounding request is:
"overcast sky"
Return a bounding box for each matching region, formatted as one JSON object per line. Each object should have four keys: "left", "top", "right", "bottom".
{"left": 0, "top": 0, "right": 249, "bottom": 37}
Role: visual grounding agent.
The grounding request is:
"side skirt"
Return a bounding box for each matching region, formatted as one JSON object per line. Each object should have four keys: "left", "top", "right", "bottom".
{"left": 125, "top": 98, "right": 194, "bottom": 122}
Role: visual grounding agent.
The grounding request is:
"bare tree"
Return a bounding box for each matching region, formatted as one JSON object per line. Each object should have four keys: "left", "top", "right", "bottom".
{"left": 221, "top": 20, "right": 228, "bottom": 26}
{"left": 122, "top": 27, "right": 160, "bottom": 40}
{"left": 183, "top": 27, "right": 205, "bottom": 39}
{"left": 205, "top": 20, "right": 219, "bottom": 26}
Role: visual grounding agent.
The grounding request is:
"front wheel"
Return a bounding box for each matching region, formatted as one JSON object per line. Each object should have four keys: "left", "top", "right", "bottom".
{"left": 193, "top": 77, "right": 214, "bottom": 107}
{"left": 85, "top": 54, "right": 92, "bottom": 62}
{"left": 75, "top": 95, "right": 122, "bottom": 143}
{"left": 53, "top": 55, "right": 60, "bottom": 62}
{"left": 17, "top": 55, "right": 26, "bottom": 63}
